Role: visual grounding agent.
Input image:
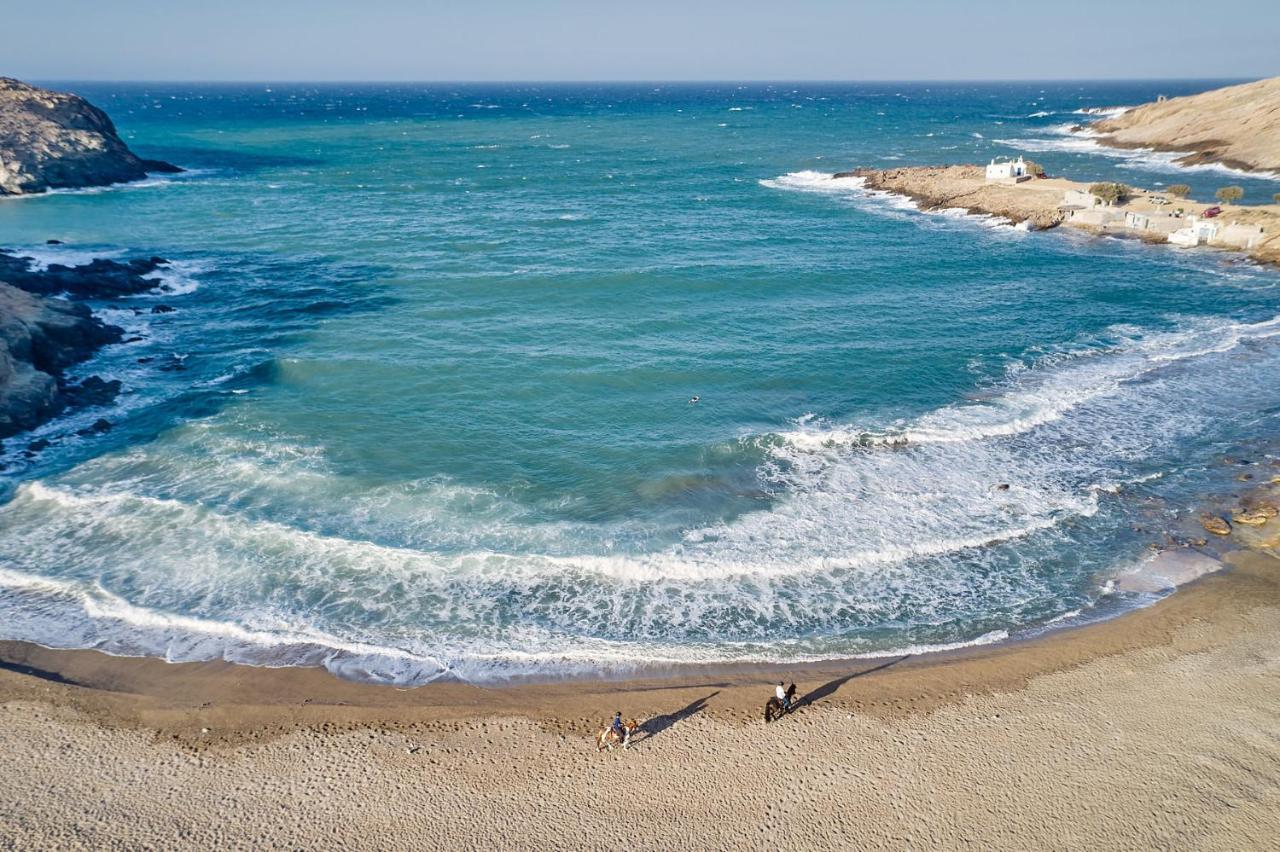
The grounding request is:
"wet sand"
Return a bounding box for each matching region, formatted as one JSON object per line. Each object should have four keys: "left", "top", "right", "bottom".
{"left": 2, "top": 546, "right": 1279, "bottom": 849}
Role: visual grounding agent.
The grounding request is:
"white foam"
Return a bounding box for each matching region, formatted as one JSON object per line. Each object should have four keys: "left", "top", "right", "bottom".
{"left": 6, "top": 303, "right": 1280, "bottom": 681}
{"left": 1072, "top": 106, "right": 1131, "bottom": 117}
{"left": 996, "top": 125, "right": 1280, "bottom": 181}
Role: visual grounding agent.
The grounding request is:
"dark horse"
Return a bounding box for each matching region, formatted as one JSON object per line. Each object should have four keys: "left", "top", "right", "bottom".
{"left": 763, "top": 683, "right": 797, "bottom": 723}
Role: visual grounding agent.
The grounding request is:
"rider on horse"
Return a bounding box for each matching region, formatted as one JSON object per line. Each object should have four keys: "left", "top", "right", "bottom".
{"left": 611, "top": 711, "right": 624, "bottom": 739}
{"left": 775, "top": 681, "right": 791, "bottom": 711}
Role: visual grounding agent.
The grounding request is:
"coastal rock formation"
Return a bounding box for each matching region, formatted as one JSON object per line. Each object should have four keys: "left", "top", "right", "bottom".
{"left": 839, "top": 165, "right": 1066, "bottom": 229}
{"left": 1200, "top": 514, "right": 1232, "bottom": 536}
{"left": 0, "top": 250, "right": 170, "bottom": 299}
{"left": 0, "top": 249, "right": 174, "bottom": 441}
{"left": 837, "top": 165, "right": 1280, "bottom": 268}
{"left": 0, "top": 77, "right": 180, "bottom": 196}
{"left": 1090, "top": 77, "right": 1280, "bottom": 174}
{"left": 0, "top": 282, "right": 121, "bottom": 438}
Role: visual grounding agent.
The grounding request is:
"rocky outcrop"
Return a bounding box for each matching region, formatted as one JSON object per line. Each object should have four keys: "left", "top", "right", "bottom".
{"left": 0, "top": 77, "right": 180, "bottom": 196}
{"left": 0, "top": 249, "right": 175, "bottom": 442}
{"left": 1090, "top": 77, "right": 1280, "bottom": 175}
{"left": 0, "top": 281, "right": 122, "bottom": 438}
{"left": 0, "top": 250, "right": 170, "bottom": 298}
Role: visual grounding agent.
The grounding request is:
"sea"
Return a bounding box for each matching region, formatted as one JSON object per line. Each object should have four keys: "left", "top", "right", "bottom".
{"left": 1, "top": 80, "right": 1278, "bottom": 684}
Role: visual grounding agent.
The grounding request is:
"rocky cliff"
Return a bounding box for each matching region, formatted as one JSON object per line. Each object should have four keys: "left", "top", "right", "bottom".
{"left": 0, "top": 281, "right": 121, "bottom": 438}
{"left": 0, "top": 77, "right": 180, "bottom": 195}
{"left": 1090, "top": 77, "right": 1280, "bottom": 174}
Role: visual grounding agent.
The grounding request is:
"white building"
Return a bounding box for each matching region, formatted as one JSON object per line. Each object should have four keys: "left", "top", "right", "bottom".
{"left": 1168, "top": 215, "right": 1220, "bottom": 247}
{"left": 985, "top": 156, "right": 1033, "bottom": 184}
{"left": 1124, "top": 210, "right": 1183, "bottom": 235}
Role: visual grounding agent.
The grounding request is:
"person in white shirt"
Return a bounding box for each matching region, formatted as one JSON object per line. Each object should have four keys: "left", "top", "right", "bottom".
{"left": 775, "top": 681, "right": 789, "bottom": 711}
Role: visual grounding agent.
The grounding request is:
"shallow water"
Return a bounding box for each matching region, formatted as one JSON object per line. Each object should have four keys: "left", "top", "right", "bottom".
{"left": 1, "top": 81, "right": 1278, "bottom": 683}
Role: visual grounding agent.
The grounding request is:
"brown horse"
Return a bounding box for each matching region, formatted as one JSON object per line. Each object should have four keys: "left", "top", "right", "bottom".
{"left": 596, "top": 718, "right": 640, "bottom": 751}
{"left": 763, "top": 684, "right": 797, "bottom": 723}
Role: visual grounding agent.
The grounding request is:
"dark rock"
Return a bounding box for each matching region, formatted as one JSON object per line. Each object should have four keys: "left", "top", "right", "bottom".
{"left": 62, "top": 376, "right": 121, "bottom": 408}
{"left": 1, "top": 282, "right": 125, "bottom": 438}
{"left": 26, "top": 438, "right": 49, "bottom": 452}
{"left": 123, "top": 336, "right": 144, "bottom": 343}
{"left": 0, "top": 249, "right": 170, "bottom": 299}
{"left": 77, "top": 418, "right": 112, "bottom": 436}
{"left": 136, "top": 357, "right": 153, "bottom": 364}
{"left": 151, "top": 304, "right": 176, "bottom": 314}
{"left": 46, "top": 239, "right": 63, "bottom": 245}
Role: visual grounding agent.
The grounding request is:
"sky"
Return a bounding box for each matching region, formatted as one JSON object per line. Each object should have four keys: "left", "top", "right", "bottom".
{"left": 7, "top": 0, "right": 1280, "bottom": 82}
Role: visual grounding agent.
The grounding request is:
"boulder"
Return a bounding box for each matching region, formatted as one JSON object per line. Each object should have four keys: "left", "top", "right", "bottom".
{"left": 1200, "top": 514, "right": 1232, "bottom": 536}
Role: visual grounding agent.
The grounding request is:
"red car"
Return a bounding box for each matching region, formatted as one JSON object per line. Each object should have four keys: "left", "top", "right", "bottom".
{"left": 1202, "top": 206, "right": 1222, "bottom": 218}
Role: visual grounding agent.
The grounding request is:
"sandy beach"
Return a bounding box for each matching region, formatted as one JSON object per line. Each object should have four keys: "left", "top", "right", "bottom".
{"left": 3, "top": 541, "right": 1279, "bottom": 849}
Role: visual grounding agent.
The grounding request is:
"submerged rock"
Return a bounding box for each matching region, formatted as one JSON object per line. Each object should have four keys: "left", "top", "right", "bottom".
{"left": 1200, "top": 514, "right": 1232, "bottom": 536}
{"left": 0, "top": 77, "right": 181, "bottom": 196}
{"left": 1232, "top": 510, "right": 1270, "bottom": 527}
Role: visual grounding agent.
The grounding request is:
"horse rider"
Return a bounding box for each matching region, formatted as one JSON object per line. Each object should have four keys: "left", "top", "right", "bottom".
{"left": 775, "top": 681, "right": 790, "bottom": 712}
{"left": 610, "top": 711, "right": 625, "bottom": 740}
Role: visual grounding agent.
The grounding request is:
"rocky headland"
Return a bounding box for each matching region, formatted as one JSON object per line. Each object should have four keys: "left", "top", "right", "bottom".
{"left": 837, "top": 165, "right": 1280, "bottom": 266}
{"left": 1088, "top": 76, "right": 1280, "bottom": 175}
{"left": 0, "top": 77, "right": 180, "bottom": 196}
{"left": 0, "top": 249, "right": 171, "bottom": 444}
{"left": 839, "top": 164, "right": 1068, "bottom": 229}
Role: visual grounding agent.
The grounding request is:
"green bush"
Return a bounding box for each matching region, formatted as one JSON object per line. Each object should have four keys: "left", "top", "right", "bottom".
{"left": 1215, "top": 186, "right": 1244, "bottom": 204}
{"left": 1166, "top": 184, "right": 1191, "bottom": 198}
{"left": 1089, "top": 182, "right": 1130, "bottom": 205}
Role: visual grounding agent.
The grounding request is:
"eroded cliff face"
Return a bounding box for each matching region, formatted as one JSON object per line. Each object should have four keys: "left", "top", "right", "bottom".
{"left": 0, "top": 77, "right": 180, "bottom": 195}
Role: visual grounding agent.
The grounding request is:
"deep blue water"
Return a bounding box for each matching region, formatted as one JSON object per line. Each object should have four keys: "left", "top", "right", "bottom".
{"left": 1, "top": 81, "right": 1278, "bottom": 683}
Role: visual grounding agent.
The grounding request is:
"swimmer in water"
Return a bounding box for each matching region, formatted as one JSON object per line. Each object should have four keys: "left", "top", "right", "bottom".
{"left": 689, "top": 395, "right": 700, "bottom": 404}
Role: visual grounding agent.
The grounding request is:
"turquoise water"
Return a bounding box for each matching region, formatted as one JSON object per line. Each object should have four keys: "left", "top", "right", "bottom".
{"left": 2, "top": 82, "right": 1279, "bottom": 683}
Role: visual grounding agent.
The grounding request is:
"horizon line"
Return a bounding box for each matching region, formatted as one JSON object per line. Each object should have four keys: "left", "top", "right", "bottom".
{"left": 25, "top": 76, "right": 1267, "bottom": 86}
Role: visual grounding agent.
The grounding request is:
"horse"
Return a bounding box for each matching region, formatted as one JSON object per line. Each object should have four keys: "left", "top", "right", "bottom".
{"left": 596, "top": 718, "right": 640, "bottom": 751}
{"left": 763, "top": 683, "right": 798, "bottom": 723}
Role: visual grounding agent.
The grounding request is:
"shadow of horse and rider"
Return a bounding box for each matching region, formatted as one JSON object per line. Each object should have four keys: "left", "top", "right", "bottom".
{"left": 597, "top": 655, "right": 909, "bottom": 751}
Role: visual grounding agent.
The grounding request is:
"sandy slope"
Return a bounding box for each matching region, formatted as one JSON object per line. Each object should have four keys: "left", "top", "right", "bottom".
{"left": 1091, "top": 77, "right": 1280, "bottom": 174}
{"left": 2, "top": 549, "right": 1280, "bottom": 850}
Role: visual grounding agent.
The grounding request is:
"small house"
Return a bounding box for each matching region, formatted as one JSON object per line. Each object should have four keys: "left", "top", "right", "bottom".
{"left": 1168, "top": 215, "right": 1220, "bottom": 247}
{"left": 1124, "top": 210, "right": 1183, "bottom": 235}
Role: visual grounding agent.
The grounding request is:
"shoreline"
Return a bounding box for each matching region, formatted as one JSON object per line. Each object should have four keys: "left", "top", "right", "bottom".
{"left": 4, "top": 549, "right": 1280, "bottom": 847}
{"left": 0, "top": 543, "right": 1266, "bottom": 743}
